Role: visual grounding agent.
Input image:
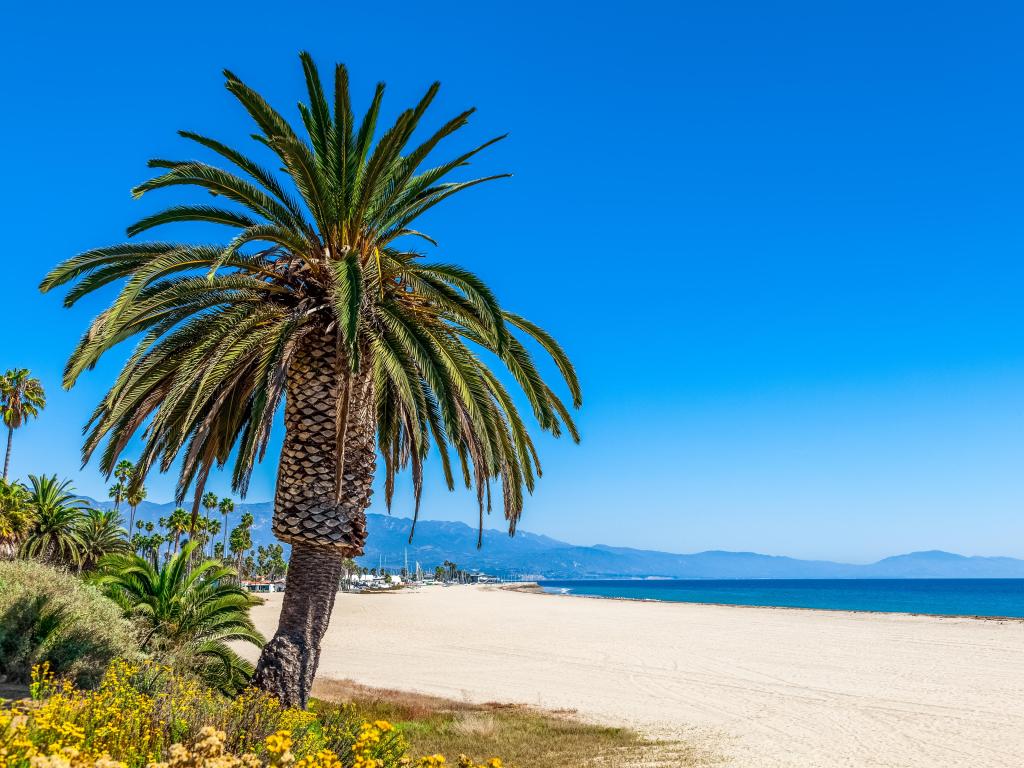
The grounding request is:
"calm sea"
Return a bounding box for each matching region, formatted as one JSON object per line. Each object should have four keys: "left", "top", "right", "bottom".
{"left": 538, "top": 579, "right": 1024, "bottom": 618}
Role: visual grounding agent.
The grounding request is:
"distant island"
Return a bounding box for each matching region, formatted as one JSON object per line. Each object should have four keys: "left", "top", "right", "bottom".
{"left": 85, "top": 497, "right": 1024, "bottom": 580}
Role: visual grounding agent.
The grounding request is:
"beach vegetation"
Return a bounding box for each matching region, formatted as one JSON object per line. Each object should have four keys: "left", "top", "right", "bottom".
{"left": 20, "top": 476, "right": 89, "bottom": 568}
{"left": 96, "top": 542, "right": 264, "bottom": 694}
{"left": 78, "top": 509, "right": 130, "bottom": 572}
{"left": 311, "top": 680, "right": 699, "bottom": 768}
{"left": 0, "top": 560, "right": 138, "bottom": 688}
{"left": 0, "top": 478, "right": 34, "bottom": 559}
{"left": 0, "top": 661, "right": 509, "bottom": 768}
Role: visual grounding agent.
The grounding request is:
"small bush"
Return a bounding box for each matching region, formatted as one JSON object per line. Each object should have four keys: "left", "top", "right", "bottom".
{"left": 0, "top": 560, "right": 138, "bottom": 688}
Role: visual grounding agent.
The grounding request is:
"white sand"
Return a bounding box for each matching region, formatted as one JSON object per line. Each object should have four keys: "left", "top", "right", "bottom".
{"left": 243, "top": 585, "right": 1024, "bottom": 767}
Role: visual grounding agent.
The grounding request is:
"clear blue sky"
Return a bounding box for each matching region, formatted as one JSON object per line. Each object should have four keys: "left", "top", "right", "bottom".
{"left": 4, "top": 1, "right": 1024, "bottom": 562}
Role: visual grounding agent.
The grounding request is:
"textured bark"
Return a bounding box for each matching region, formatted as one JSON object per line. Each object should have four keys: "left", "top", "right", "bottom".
{"left": 251, "top": 541, "right": 344, "bottom": 706}
{"left": 253, "top": 329, "right": 376, "bottom": 707}
{"left": 270, "top": 331, "right": 376, "bottom": 550}
{"left": 3, "top": 426, "right": 11, "bottom": 480}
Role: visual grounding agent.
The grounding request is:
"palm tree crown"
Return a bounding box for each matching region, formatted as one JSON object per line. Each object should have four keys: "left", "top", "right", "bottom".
{"left": 40, "top": 52, "right": 579, "bottom": 540}
{"left": 78, "top": 507, "right": 129, "bottom": 571}
{"left": 0, "top": 370, "right": 46, "bottom": 480}
{"left": 20, "top": 474, "right": 88, "bottom": 567}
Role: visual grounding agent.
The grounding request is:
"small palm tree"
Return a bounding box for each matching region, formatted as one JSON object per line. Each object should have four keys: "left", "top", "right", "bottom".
{"left": 148, "top": 532, "right": 164, "bottom": 567}
{"left": 108, "top": 459, "right": 134, "bottom": 515}
{"left": 42, "top": 53, "right": 581, "bottom": 706}
{"left": 201, "top": 491, "right": 218, "bottom": 555}
{"left": 78, "top": 508, "right": 129, "bottom": 571}
{"left": 0, "top": 370, "right": 45, "bottom": 480}
{"left": 228, "top": 511, "right": 254, "bottom": 576}
{"left": 0, "top": 478, "right": 33, "bottom": 559}
{"left": 205, "top": 518, "right": 221, "bottom": 557}
{"left": 167, "top": 507, "right": 190, "bottom": 555}
{"left": 98, "top": 541, "right": 265, "bottom": 693}
{"left": 126, "top": 481, "right": 147, "bottom": 538}
{"left": 108, "top": 481, "right": 126, "bottom": 512}
{"left": 20, "top": 475, "right": 87, "bottom": 566}
{"left": 218, "top": 498, "right": 234, "bottom": 555}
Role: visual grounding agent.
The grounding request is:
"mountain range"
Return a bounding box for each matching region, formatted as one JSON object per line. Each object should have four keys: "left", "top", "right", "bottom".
{"left": 85, "top": 496, "right": 1024, "bottom": 579}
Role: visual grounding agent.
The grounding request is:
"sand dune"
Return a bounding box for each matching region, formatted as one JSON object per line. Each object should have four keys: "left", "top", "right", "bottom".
{"left": 243, "top": 585, "right": 1024, "bottom": 767}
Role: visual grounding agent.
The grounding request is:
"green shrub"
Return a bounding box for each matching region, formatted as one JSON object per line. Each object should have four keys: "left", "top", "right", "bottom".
{"left": 0, "top": 559, "right": 138, "bottom": 687}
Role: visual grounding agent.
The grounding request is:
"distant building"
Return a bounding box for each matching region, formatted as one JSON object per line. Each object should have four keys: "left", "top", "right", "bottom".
{"left": 243, "top": 580, "right": 284, "bottom": 593}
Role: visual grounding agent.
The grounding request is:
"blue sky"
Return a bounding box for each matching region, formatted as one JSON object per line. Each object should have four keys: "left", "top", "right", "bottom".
{"left": 4, "top": 1, "right": 1024, "bottom": 562}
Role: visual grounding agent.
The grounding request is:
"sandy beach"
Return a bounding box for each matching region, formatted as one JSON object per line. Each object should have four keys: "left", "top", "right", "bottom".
{"left": 243, "top": 585, "right": 1024, "bottom": 767}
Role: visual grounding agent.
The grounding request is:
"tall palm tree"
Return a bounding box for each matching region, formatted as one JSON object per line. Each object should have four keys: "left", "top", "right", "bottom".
{"left": 148, "top": 531, "right": 164, "bottom": 568}
{"left": 126, "top": 481, "right": 147, "bottom": 538}
{"left": 98, "top": 541, "right": 265, "bottom": 694}
{"left": 206, "top": 517, "right": 221, "bottom": 554}
{"left": 218, "top": 497, "right": 234, "bottom": 555}
{"left": 167, "top": 507, "right": 190, "bottom": 555}
{"left": 0, "top": 478, "right": 33, "bottom": 559}
{"left": 201, "top": 491, "right": 218, "bottom": 555}
{"left": 41, "top": 53, "right": 580, "bottom": 707}
{"left": 0, "top": 370, "right": 45, "bottom": 480}
{"left": 78, "top": 508, "right": 129, "bottom": 571}
{"left": 108, "top": 481, "right": 126, "bottom": 513}
{"left": 20, "top": 475, "right": 88, "bottom": 567}
{"left": 228, "top": 511, "right": 254, "bottom": 576}
{"left": 108, "top": 459, "right": 134, "bottom": 514}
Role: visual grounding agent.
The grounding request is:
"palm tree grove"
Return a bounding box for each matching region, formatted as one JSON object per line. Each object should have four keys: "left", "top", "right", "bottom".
{"left": 35, "top": 53, "right": 581, "bottom": 708}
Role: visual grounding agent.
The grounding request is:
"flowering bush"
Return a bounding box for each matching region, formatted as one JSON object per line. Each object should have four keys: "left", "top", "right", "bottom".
{"left": 0, "top": 663, "right": 502, "bottom": 768}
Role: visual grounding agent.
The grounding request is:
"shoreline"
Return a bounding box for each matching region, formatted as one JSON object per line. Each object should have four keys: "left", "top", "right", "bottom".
{"left": 499, "top": 581, "right": 1024, "bottom": 622}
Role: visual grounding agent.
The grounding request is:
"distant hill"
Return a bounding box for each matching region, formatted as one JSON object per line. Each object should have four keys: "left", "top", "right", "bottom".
{"left": 84, "top": 497, "right": 1024, "bottom": 579}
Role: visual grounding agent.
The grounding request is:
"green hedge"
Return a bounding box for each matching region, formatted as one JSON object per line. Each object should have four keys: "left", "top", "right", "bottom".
{"left": 0, "top": 559, "right": 138, "bottom": 688}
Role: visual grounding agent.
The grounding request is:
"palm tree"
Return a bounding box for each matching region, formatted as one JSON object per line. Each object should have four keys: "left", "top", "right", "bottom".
{"left": 228, "top": 511, "right": 254, "bottom": 576}
{"left": 78, "top": 508, "right": 129, "bottom": 571}
{"left": 108, "top": 481, "right": 126, "bottom": 513}
{"left": 167, "top": 507, "right": 190, "bottom": 555}
{"left": 126, "top": 481, "right": 147, "bottom": 538}
{"left": 97, "top": 541, "right": 265, "bottom": 693}
{"left": 20, "top": 475, "right": 88, "bottom": 567}
{"left": 0, "top": 370, "right": 45, "bottom": 480}
{"left": 108, "top": 458, "right": 134, "bottom": 515}
{"left": 201, "top": 491, "right": 218, "bottom": 555}
{"left": 40, "top": 53, "right": 581, "bottom": 707}
{"left": 218, "top": 498, "right": 234, "bottom": 555}
{"left": 148, "top": 532, "right": 164, "bottom": 568}
{"left": 205, "top": 517, "right": 221, "bottom": 556}
{"left": 0, "top": 478, "right": 33, "bottom": 559}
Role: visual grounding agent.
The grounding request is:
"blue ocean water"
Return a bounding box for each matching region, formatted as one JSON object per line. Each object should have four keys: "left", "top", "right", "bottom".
{"left": 538, "top": 579, "right": 1024, "bottom": 617}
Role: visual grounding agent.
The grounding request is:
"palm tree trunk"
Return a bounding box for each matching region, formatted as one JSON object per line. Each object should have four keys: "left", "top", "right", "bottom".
{"left": 3, "top": 426, "right": 12, "bottom": 480}
{"left": 252, "top": 331, "right": 375, "bottom": 708}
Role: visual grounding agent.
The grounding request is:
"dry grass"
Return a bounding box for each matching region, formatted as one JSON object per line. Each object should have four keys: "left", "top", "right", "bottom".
{"left": 311, "top": 679, "right": 715, "bottom": 768}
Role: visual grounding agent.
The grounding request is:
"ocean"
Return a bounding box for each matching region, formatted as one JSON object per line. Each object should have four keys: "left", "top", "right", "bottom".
{"left": 538, "top": 578, "right": 1024, "bottom": 617}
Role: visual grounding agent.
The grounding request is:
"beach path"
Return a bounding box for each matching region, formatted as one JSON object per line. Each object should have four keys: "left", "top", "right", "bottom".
{"left": 243, "top": 585, "right": 1024, "bottom": 767}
